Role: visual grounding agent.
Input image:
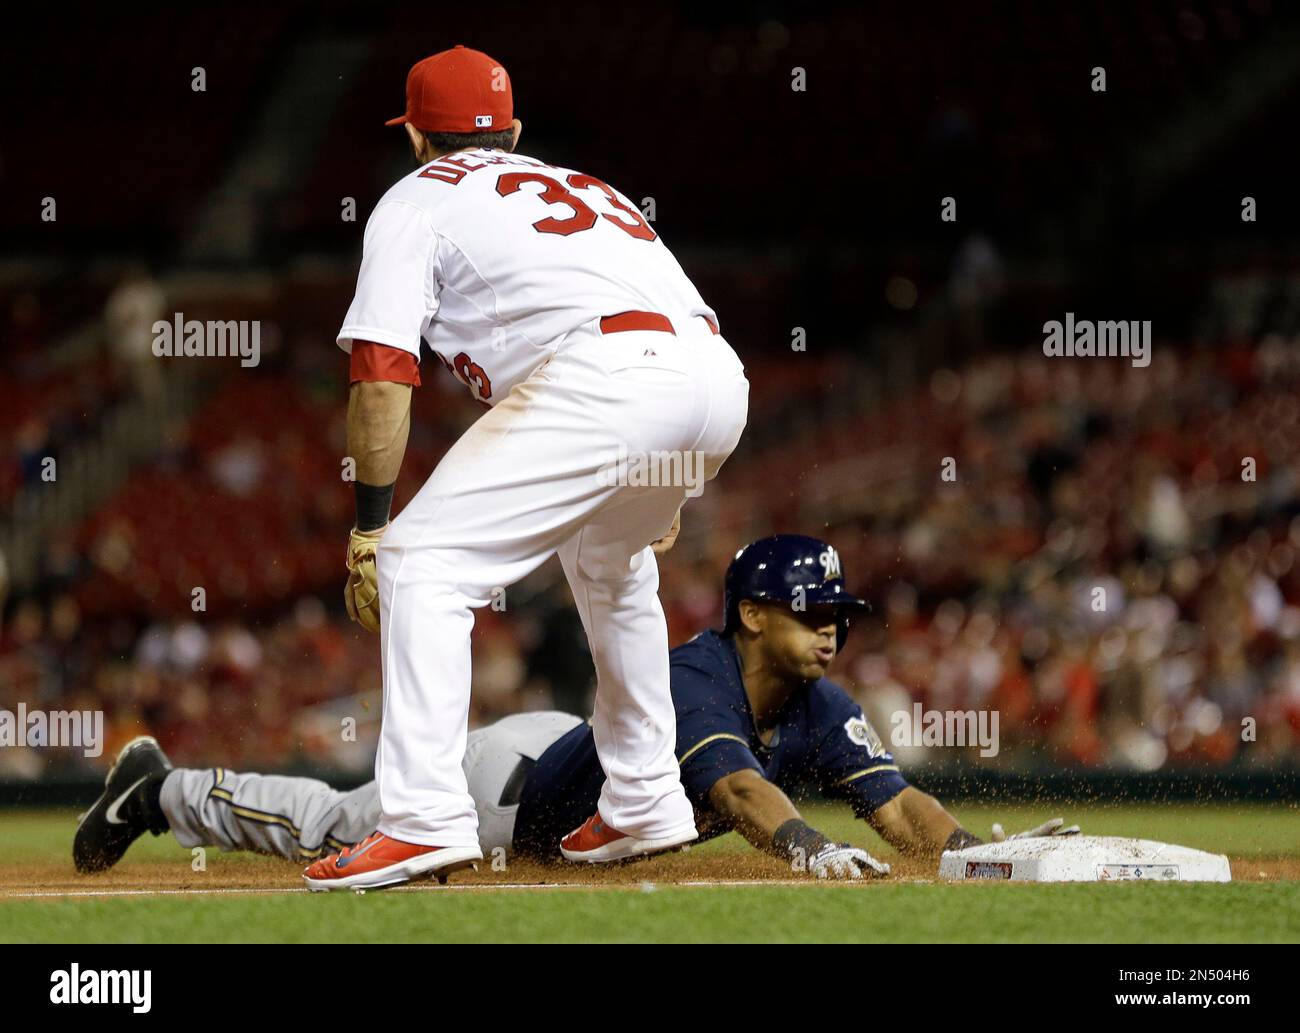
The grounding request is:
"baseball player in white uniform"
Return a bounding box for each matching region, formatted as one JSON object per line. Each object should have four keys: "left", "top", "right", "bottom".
{"left": 317, "top": 46, "right": 749, "bottom": 890}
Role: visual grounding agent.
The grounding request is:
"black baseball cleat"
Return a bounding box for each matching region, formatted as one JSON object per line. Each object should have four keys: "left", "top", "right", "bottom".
{"left": 73, "top": 735, "right": 172, "bottom": 874}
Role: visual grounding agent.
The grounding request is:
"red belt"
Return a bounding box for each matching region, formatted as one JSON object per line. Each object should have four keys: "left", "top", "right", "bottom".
{"left": 599, "top": 311, "right": 720, "bottom": 336}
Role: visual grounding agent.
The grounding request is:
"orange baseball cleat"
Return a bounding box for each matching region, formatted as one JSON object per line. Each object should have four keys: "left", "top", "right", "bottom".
{"left": 303, "top": 831, "right": 481, "bottom": 892}
{"left": 559, "top": 812, "right": 697, "bottom": 864}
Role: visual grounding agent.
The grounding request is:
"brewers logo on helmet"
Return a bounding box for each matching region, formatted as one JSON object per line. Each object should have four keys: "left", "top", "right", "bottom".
{"left": 722, "top": 534, "right": 869, "bottom": 649}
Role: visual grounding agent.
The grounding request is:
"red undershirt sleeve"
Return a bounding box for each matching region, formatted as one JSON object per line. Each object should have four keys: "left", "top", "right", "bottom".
{"left": 349, "top": 340, "right": 421, "bottom": 387}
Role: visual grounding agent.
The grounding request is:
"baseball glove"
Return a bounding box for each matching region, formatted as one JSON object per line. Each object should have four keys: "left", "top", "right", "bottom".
{"left": 651, "top": 508, "right": 681, "bottom": 556}
{"left": 344, "top": 525, "right": 387, "bottom": 632}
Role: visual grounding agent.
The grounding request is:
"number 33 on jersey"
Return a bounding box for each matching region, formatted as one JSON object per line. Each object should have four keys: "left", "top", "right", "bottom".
{"left": 337, "top": 148, "right": 718, "bottom": 405}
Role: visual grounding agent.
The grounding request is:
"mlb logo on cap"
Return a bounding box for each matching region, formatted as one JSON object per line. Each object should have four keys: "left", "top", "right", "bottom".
{"left": 475, "top": 115, "right": 493, "bottom": 128}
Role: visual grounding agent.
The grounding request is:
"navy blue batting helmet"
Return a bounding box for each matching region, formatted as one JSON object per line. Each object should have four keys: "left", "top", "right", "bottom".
{"left": 722, "top": 535, "right": 869, "bottom": 649}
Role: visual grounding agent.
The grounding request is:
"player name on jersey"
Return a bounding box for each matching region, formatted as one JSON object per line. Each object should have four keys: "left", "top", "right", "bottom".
{"left": 337, "top": 148, "right": 717, "bottom": 406}
{"left": 415, "top": 149, "right": 557, "bottom": 184}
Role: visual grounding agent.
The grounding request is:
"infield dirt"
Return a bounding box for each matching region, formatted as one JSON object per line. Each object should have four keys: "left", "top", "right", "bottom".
{"left": 4, "top": 852, "right": 1299, "bottom": 898}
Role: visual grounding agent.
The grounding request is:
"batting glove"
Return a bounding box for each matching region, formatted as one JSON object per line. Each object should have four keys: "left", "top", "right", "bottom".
{"left": 344, "top": 524, "right": 387, "bottom": 633}
{"left": 990, "top": 817, "right": 1081, "bottom": 842}
{"left": 807, "top": 843, "right": 891, "bottom": 880}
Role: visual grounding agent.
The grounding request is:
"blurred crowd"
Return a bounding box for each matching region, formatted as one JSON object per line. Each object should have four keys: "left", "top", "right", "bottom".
{"left": 682, "top": 336, "right": 1300, "bottom": 772}
{"left": 5, "top": 1, "right": 1300, "bottom": 783}
{"left": 0, "top": 290, "right": 128, "bottom": 509}
{"left": 4, "top": 313, "right": 1300, "bottom": 776}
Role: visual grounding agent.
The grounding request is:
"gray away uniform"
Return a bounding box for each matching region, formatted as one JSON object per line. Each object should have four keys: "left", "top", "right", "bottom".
{"left": 160, "top": 712, "right": 583, "bottom": 861}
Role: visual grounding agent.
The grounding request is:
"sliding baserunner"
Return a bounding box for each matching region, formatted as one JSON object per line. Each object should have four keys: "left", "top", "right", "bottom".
{"left": 74, "top": 535, "right": 1077, "bottom": 888}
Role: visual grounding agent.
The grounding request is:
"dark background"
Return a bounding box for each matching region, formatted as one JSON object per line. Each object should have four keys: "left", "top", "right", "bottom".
{"left": 2, "top": 1, "right": 1299, "bottom": 785}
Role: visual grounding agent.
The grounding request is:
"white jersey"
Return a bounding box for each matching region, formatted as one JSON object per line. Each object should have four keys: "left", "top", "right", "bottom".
{"left": 337, "top": 148, "right": 717, "bottom": 405}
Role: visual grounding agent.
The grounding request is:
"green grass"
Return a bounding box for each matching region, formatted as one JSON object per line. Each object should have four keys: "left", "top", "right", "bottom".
{"left": 2, "top": 803, "right": 1297, "bottom": 943}
{"left": 6, "top": 881, "right": 1298, "bottom": 944}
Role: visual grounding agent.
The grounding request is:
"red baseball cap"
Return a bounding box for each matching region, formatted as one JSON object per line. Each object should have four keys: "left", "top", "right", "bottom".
{"left": 385, "top": 45, "right": 513, "bottom": 133}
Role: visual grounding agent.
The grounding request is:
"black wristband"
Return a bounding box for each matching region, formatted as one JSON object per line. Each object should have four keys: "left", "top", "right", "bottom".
{"left": 355, "top": 481, "right": 396, "bottom": 532}
{"left": 945, "top": 827, "right": 983, "bottom": 851}
{"left": 773, "top": 818, "right": 833, "bottom": 860}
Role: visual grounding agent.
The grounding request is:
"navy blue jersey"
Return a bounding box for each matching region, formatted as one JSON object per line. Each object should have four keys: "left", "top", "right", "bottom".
{"left": 512, "top": 630, "right": 909, "bottom": 857}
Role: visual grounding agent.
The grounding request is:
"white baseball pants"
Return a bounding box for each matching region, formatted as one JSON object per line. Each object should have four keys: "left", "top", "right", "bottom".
{"left": 374, "top": 315, "right": 748, "bottom": 847}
